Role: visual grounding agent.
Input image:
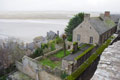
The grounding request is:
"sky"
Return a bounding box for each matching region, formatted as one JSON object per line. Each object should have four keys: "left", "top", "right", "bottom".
{"left": 0, "top": 0, "right": 120, "bottom": 13}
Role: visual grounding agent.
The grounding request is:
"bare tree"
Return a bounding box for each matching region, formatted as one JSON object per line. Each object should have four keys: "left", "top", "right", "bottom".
{"left": 0, "top": 38, "right": 26, "bottom": 75}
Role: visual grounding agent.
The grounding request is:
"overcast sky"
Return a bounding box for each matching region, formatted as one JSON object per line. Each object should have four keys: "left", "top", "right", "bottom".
{"left": 0, "top": 0, "right": 120, "bottom": 13}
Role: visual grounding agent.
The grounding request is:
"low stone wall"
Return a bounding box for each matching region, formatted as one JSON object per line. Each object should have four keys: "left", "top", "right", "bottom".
{"left": 62, "top": 46, "right": 98, "bottom": 75}
{"left": 16, "top": 56, "right": 62, "bottom": 80}
{"left": 22, "top": 56, "right": 38, "bottom": 79}
{"left": 73, "top": 46, "right": 98, "bottom": 72}
{"left": 62, "top": 60, "right": 73, "bottom": 75}
{"left": 34, "top": 47, "right": 63, "bottom": 60}
{"left": 16, "top": 61, "right": 23, "bottom": 73}
{"left": 66, "top": 41, "right": 73, "bottom": 49}
{"left": 44, "top": 47, "right": 63, "bottom": 57}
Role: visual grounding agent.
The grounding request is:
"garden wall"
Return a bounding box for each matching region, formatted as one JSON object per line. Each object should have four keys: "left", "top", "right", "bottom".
{"left": 34, "top": 47, "right": 63, "bottom": 60}
{"left": 16, "top": 61, "right": 23, "bottom": 73}
{"left": 16, "top": 56, "right": 62, "bottom": 80}
{"left": 73, "top": 46, "right": 98, "bottom": 72}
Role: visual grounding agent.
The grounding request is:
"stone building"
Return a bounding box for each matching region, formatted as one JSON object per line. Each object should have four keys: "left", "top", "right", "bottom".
{"left": 47, "top": 31, "right": 58, "bottom": 40}
{"left": 73, "top": 11, "right": 117, "bottom": 45}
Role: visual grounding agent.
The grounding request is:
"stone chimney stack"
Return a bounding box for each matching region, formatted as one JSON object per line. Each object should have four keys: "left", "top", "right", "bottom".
{"left": 84, "top": 14, "right": 90, "bottom": 21}
{"left": 104, "top": 11, "right": 110, "bottom": 17}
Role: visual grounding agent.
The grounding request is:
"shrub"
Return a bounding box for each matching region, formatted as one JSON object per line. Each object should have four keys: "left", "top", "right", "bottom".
{"left": 55, "top": 37, "right": 63, "bottom": 44}
{"left": 41, "top": 43, "right": 48, "bottom": 49}
{"left": 50, "top": 43, "right": 56, "bottom": 51}
{"left": 78, "top": 46, "right": 81, "bottom": 49}
{"left": 0, "top": 76, "right": 6, "bottom": 80}
{"left": 61, "top": 72, "right": 68, "bottom": 79}
{"left": 33, "top": 48, "right": 43, "bottom": 57}
{"left": 70, "top": 49, "right": 74, "bottom": 53}
{"left": 67, "top": 34, "right": 72, "bottom": 42}
{"left": 73, "top": 42, "right": 78, "bottom": 45}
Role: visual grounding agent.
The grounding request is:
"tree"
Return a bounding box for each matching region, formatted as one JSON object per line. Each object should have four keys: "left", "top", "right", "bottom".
{"left": 65, "top": 13, "right": 84, "bottom": 41}
{"left": 0, "top": 38, "right": 26, "bottom": 77}
{"left": 41, "top": 43, "right": 48, "bottom": 49}
{"left": 55, "top": 36, "right": 63, "bottom": 44}
{"left": 62, "top": 34, "right": 67, "bottom": 56}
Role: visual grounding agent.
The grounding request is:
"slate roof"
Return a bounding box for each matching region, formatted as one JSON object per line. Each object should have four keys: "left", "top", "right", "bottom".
{"left": 89, "top": 17, "right": 116, "bottom": 35}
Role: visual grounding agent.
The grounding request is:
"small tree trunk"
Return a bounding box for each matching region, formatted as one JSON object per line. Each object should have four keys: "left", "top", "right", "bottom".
{"left": 64, "top": 40, "right": 66, "bottom": 56}
{"left": 62, "top": 34, "right": 67, "bottom": 56}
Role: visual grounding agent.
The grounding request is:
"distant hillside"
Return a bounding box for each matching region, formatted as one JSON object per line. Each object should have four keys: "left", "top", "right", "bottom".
{"left": 0, "top": 11, "right": 77, "bottom": 19}
{"left": 0, "top": 11, "right": 101, "bottom": 19}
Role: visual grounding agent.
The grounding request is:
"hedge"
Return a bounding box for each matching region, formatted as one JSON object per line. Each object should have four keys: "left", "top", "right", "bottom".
{"left": 51, "top": 43, "right": 56, "bottom": 51}
{"left": 73, "top": 42, "right": 78, "bottom": 45}
{"left": 75, "top": 45, "right": 95, "bottom": 60}
{"left": 66, "top": 38, "right": 112, "bottom": 80}
{"left": 0, "top": 75, "right": 6, "bottom": 80}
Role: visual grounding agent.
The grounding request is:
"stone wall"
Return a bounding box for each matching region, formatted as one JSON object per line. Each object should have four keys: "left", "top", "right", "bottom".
{"left": 16, "top": 56, "right": 62, "bottom": 80}
{"left": 61, "top": 60, "right": 73, "bottom": 75}
{"left": 22, "top": 56, "right": 38, "bottom": 79}
{"left": 16, "top": 61, "right": 23, "bottom": 73}
{"left": 77, "top": 56, "right": 100, "bottom": 80}
{"left": 34, "top": 47, "right": 63, "bottom": 60}
{"left": 73, "top": 46, "right": 98, "bottom": 72}
{"left": 91, "top": 41, "right": 120, "bottom": 80}
{"left": 44, "top": 47, "right": 63, "bottom": 57}
{"left": 62, "top": 46, "right": 98, "bottom": 75}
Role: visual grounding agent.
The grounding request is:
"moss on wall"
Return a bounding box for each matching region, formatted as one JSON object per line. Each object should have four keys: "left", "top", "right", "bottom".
{"left": 66, "top": 37, "right": 112, "bottom": 80}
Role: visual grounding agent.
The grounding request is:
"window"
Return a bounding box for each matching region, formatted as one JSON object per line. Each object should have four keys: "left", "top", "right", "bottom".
{"left": 89, "top": 37, "right": 93, "bottom": 44}
{"left": 77, "top": 34, "right": 80, "bottom": 41}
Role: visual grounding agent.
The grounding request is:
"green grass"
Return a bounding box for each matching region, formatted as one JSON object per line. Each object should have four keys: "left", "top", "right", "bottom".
{"left": 40, "top": 58, "right": 61, "bottom": 69}
{"left": 39, "top": 50, "right": 70, "bottom": 69}
{"left": 66, "top": 38, "right": 112, "bottom": 80}
{"left": 53, "top": 50, "right": 70, "bottom": 58}
{"left": 51, "top": 43, "right": 56, "bottom": 51}
{"left": 75, "top": 45, "right": 95, "bottom": 60}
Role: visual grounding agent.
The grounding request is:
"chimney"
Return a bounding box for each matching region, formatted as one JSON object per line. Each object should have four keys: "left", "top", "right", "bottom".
{"left": 84, "top": 14, "right": 90, "bottom": 21}
{"left": 104, "top": 11, "right": 110, "bottom": 17}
